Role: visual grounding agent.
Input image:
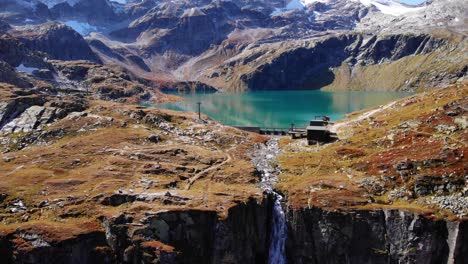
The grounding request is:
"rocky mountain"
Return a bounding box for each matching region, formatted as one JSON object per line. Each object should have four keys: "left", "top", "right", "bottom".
{"left": 0, "top": 1, "right": 466, "bottom": 263}
{"left": 9, "top": 22, "right": 101, "bottom": 62}
{"left": 200, "top": 32, "right": 466, "bottom": 91}
{"left": 0, "top": 0, "right": 465, "bottom": 92}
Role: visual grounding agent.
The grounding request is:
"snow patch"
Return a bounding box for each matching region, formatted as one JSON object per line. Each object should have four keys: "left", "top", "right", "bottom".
{"left": 110, "top": 0, "right": 128, "bottom": 4}
{"left": 302, "top": 0, "right": 329, "bottom": 5}
{"left": 271, "top": 0, "right": 305, "bottom": 16}
{"left": 63, "top": 20, "right": 97, "bottom": 36}
{"left": 16, "top": 64, "right": 39, "bottom": 74}
{"left": 356, "top": 0, "right": 425, "bottom": 16}
{"left": 271, "top": 0, "right": 331, "bottom": 16}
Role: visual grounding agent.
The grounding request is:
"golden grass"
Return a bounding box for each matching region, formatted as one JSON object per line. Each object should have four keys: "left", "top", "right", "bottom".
{"left": 0, "top": 99, "right": 262, "bottom": 235}
{"left": 278, "top": 83, "right": 468, "bottom": 216}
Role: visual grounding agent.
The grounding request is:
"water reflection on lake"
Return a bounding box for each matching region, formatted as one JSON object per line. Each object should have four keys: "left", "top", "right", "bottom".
{"left": 154, "top": 90, "right": 412, "bottom": 128}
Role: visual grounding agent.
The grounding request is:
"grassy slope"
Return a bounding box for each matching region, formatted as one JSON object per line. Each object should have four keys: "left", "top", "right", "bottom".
{"left": 323, "top": 46, "right": 467, "bottom": 91}
{"left": 0, "top": 99, "right": 266, "bottom": 239}
{"left": 278, "top": 82, "right": 467, "bottom": 220}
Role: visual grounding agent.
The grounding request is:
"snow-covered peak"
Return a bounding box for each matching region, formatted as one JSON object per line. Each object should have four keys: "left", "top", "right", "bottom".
{"left": 356, "top": 0, "right": 426, "bottom": 16}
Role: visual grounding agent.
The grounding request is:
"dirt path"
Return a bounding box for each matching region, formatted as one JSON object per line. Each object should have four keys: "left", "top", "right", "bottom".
{"left": 184, "top": 149, "right": 232, "bottom": 191}
{"left": 330, "top": 101, "right": 396, "bottom": 133}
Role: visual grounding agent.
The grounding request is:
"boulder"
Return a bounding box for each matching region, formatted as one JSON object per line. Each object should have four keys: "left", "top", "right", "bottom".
{"left": 0, "top": 193, "right": 7, "bottom": 203}
{"left": 1, "top": 105, "right": 61, "bottom": 134}
{"left": 147, "top": 134, "right": 160, "bottom": 143}
{"left": 1, "top": 105, "right": 46, "bottom": 134}
{"left": 0, "top": 94, "right": 47, "bottom": 128}
{"left": 101, "top": 194, "right": 137, "bottom": 206}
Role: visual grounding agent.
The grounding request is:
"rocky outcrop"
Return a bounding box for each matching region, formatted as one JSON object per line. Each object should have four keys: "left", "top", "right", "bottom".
{"left": 0, "top": 87, "right": 87, "bottom": 140}
{"left": 144, "top": 7, "right": 232, "bottom": 55}
{"left": 1, "top": 105, "right": 47, "bottom": 134}
{"left": 50, "top": 60, "right": 159, "bottom": 102}
{"left": 0, "top": 105, "right": 67, "bottom": 134}
{"left": 0, "top": 0, "right": 51, "bottom": 24}
{"left": 0, "top": 230, "right": 112, "bottom": 264}
{"left": 0, "top": 34, "right": 49, "bottom": 69}
{"left": 0, "top": 61, "right": 33, "bottom": 88}
{"left": 13, "top": 22, "right": 100, "bottom": 63}
{"left": 0, "top": 93, "right": 46, "bottom": 129}
{"left": 158, "top": 81, "right": 218, "bottom": 93}
{"left": 100, "top": 197, "right": 272, "bottom": 263}
{"left": 0, "top": 196, "right": 271, "bottom": 263}
{"left": 50, "top": 0, "right": 119, "bottom": 25}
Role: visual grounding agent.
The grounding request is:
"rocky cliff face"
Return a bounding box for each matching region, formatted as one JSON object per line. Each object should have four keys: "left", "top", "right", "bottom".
{"left": 0, "top": 197, "right": 271, "bottom": 264}
{"left": 1, "top": 195, "right": 466, "bottom": 263}
{"left": 98, "top": 197, "right": 271, "bottom": 263}
{"left": 286, "top": 208, "right": 467, "bottom": 264}
{"left": 0, "top": 230, "right": 111, "bottom": 264}
{"left": 202, "top": 32, "right": 465, "bottom": 91}
{"left": 0, "top": 61, "right": 33, "bottom": 88}
{"left": 0, "top": 33, "right": 50, "bottom": 69}
{"left": 11, "top": 22, "right": 101, "bottom": 63}
{"left": 49, "top": 0, "right": 118, "bottom": 25}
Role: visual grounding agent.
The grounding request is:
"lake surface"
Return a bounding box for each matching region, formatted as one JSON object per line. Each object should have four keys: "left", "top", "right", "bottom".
{"left": 154, "top": 90, "right": 412, "bottom": 128}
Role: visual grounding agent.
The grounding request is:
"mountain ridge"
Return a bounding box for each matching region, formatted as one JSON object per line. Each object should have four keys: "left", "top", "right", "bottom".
{"left": 0, "top": 0, "right": 466, "bottom": 93}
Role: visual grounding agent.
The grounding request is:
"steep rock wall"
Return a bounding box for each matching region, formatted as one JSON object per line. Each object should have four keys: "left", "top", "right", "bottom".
{"left": 0, "top": 197, "right": 466, "bottom": 263}
{"left": 101, "top": 197, "right": 272, "bottom": 263}
{"left": 210, "top": 33, "right": 465, "bottom": 91}
{"left": 285, "top": 207, "right": 467, "bottom": 264}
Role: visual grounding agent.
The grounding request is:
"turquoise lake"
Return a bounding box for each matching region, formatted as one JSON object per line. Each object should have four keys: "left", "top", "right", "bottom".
{"left": 154, "top": 90, "right": 412, "bottom": 128}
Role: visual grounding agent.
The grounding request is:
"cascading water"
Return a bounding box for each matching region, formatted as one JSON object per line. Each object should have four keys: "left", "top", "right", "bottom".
{"left": 268, "top": 193, "right": 287, "bottom": 264}
{"left": 250, "top": 138, "right": 287, "bottom": 264}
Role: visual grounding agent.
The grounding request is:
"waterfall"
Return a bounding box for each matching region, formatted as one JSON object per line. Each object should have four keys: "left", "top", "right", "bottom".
{"left": 268, "top": 193, "right": 287, "bottom": 264}
{"left": 250, "top": 137, "right": 287, "bottom": 264}
{"left": 446, "top": 221, "right": 459, "bottom": 264}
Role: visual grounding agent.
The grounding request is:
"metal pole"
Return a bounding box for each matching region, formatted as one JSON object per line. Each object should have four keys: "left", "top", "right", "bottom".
{"left": 197, "top": 102, "right": 201, "bottom": 119}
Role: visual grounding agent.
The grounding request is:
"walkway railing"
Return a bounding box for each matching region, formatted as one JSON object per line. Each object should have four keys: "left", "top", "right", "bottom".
{"left": 233, "top": 126, "right": 307, "bottom": 136}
